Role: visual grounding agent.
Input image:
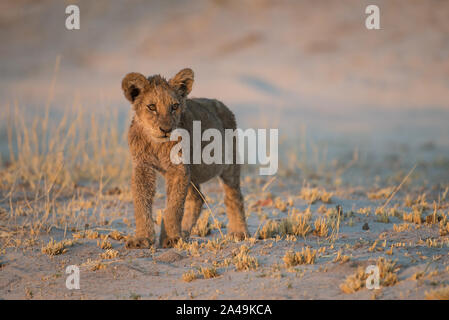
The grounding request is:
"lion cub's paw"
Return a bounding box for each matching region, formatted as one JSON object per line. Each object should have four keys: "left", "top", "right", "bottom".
{"left": 161, "top": 236, "right": 181, "bottom": 248}
{"left": 125, "top": 237, "right": 154, "bottom": 249}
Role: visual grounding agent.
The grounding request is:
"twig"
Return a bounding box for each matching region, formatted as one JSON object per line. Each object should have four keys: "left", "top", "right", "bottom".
{"left": 380, "top": 164, "right": 417, "bottom": 212}
{"left": 190, "top": 181, "right": 224, "bottom": 239}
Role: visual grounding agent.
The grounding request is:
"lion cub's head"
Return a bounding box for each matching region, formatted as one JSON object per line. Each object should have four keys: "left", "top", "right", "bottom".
{"left": 122, "top": 68, "right": 194, "bottom": 142}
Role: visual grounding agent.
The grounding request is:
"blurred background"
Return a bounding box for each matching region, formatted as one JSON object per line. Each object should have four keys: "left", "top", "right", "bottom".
{"left": 0, "top": 0, "right": 448, "bottom": 186}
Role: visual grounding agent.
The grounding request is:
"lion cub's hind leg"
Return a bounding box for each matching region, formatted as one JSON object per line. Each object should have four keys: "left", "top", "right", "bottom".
{"left": 220, "top": 165, "right": 249, "bottom": 240}
{"left": 181, "top": 183, "right": 204, "bottom": 238}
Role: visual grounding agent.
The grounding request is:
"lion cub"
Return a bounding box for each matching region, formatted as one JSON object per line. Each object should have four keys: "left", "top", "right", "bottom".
{"left": 121, "top": 68, "right": 249, "bottom": 248}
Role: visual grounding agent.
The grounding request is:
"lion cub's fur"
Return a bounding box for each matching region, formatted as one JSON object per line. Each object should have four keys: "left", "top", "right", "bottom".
{"left": 122, "top": 68, "right": 248, "bottom": 248}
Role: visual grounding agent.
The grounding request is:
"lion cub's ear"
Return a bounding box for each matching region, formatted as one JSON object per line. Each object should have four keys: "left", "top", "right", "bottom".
{"left": 169, "top": 68, "right": 194, "bottom": 98}
{"left": 122, "top": 72, "right": 149, "bottom": 103}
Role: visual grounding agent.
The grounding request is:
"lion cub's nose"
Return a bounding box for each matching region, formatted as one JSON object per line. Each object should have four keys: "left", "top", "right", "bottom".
{"left": 159, "top": 126, "right": 173, "bottom": 134}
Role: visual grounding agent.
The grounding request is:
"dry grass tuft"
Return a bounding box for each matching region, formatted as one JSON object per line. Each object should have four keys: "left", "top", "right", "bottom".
{"left": 233, "top": 245, "right": 259, "bottom": 271}
{"left": 182, "top": 267, "right": 219, "bottom": 282}
{"left": 313, "top": 217, "right": 329, "bottom": 237}
{"left": 283, "top": 247, "right": 317, "bottom": 267}
{"left": 41, "top": 238, "right": 74, "bottom": 256}
{"left": 299, "top": 187, "right": 332, "bottom": 204}
{"left": 393, "top": 223, "right": 412, "bottom": 232}
{"left": 257, "top": 219, "right": 280, "bottom": 239}
{"left": 439, "top": 216, "right": 449, "bottom": 236}
{"left": 340, "top": 267, "right": 367, "bottom": 294}
{"left": 403, "top": 209, "right": 423, "bottom": 225}
{"left": 200, "top": 266, "right": 219, "bottom": 279}
{"left": 333, "top": 250, "right": 350, "bottom": 263}
{"left": 175, "top": 239, "right": 200, "bottom": 256}
{"left": 100, "top": 249, "right": 119, "bottom": 259}
{"left": 108, "top": 230, "right": 125, "bottom": 241}
{"left": 73, "top": 230, "right": 100, "bottom": 240}
{"left": 289, "top": 213, "right": 312, "bottom": 238}
{"left": 367, "top": 187, "right": 394, "bottom": 200}
{"left": 274, "top": 197, "right": 288, "bottom": 212}
{"left": 191, "top": 212, "right": 211, "bottom": 237}
{"left": 98, "top": 238, "right": 112, "bottom": 249}
{"left": 182, "top": 270, "right": 198, "bottom": 282}
{"left": 425, "top": 286, "right": 449, "bottom": 300}
{"left": 340, "top": 257, "right": 399, "bottom": 293}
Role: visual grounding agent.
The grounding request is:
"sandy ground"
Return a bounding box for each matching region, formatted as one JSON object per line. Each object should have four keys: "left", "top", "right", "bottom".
{"left": 1, "top": 166, "right": 449, "bottom": 300}
{"left": 1, "top": 1, "right": 449, "bottom": 300}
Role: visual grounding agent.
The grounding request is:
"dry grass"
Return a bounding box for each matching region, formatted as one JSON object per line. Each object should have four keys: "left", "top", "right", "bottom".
{"left": 313, "top": 217, "right": 329, "bottom": 237}
{"left": 274, "top": 197, "right": 288, "bottom": 212}
{"left": 367, "top": 187, "right": 394, "bottom": 200}
{"left": 182, "top": 270, "right": 198, "bottom": 282}
{"left": 98, "top": 237, "right": 112, "bottom": 249}
{"left": 340, "top": 257, "right": 399, "bottom": 293}
{"left": 233, "top": 245, "right": 259, "bottom": 271}
{"left": 340, "top": 267, "right": 367, "bottom": 294}
{"left": 257, "top": 219, "right": 280, "bottom": 239}
{"left": 283, "top": 247, "right": 317, "bottom": 267}
{"left": 41, "top": 238, "right": 74, "bottom": 256}
{"left": 191, "top": 212, "right": 211, "bottom": 237}
{"left": 425, "top": 286, "right": 449, "bottom": 300}
{"left": 0, "top": 103, "right": 132, "bottom": 239}
{"left": 100, "top": 249, "right": 119, "bottom": 259}
{"left": 393, "top": 223, "right": 412, "bottom": 232}
{"left": 199, "top": 266, "right": 219, "bottom": 279}
{"left": 182, "top": 266, "right": 219, "bottom": 282}
{"left": 108, "top": 230, "right": 125, "bottom": 241}
{"left": 299, "top": 187, "right": 332, "bottom": 204}
{"left": 403, "top": 209, "right": 423, "bottom": 225}
{"left": 439, "top": 216, "right": 449, "bottom": 236}
{"left": 333, "top": 250, "right": 350, "bottom": 263}
{"left": 289, "top": 213, "right": 312, "bottom": 238}
{"left": 174, "top": 239, "right": 200, "bottom": 256}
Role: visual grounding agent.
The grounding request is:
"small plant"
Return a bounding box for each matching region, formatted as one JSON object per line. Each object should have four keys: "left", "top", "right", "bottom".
{"left": 72, "top": 229, "right": 100, "bottom": 240}
{"left": 425, "top": 286, "right": 449, "bottom": 300}
{"left": 98, "top": 238, "right": 112, "bottom": 249}
{"left": 375, "top": 208, "right": 390, "bottom": 223}
{"left": 367, "top": 187, "right": 394, "bottom": 200}
{"left": 100, "top": 249, "right": 119, "bottom": 259}
{"left": 41, "top": 238, "right": 74, "bottom": 256}
{"left": 291, "top": 213, "right": 312, "bottom": 238}
{"left": 403, "top": 209, "right": 423, "bottom": 225}
{"left": 200, "top": 266, "right": 219, "bottom": 279}
{"left": 274, "top": 197, "right": 288, "bottom": 212}
{"left": 299, "top": 187, "right": 332, "bottom": 204}
{"left": 313, "top": 217, "right": 328, "bottom": 237}
{"left": 340, "top": 257, "right": 399, "bottom": 293}
{"left": 182, "top": 270, "right": 198, "bottom": 282}
{"left": 191, "top": 212, "right": 211, "bottom": 237}
{"left": 283, "top": 247, "right": 317, "bottom": 267}
{"left": 182, "top": 267, "right": 219, "bottom": 282}
{"left": 175, "top": 239, "right": 200, "bottom": 256}
{"left": 233, "top": 245, "right": 259, "bottom": 271}
{"left": 257, "top": 219, "right": 280, "bottom": 239}
{"left": 439, "top": 216, "right": 449, "bottom": 236}
{"left": 129, "top": 292, "right": 141, "bottom": 300}
{"left": 340, "top": 267, "right": 367, "bottom": 293}
{"left": 393, "top": 223, "right": 412, "bottom": 233}
{"left": 108, "top": 230, "right": 125, "bottom": 241}
{"left": 333, "top": 250, "right": 350, "bottom": 263}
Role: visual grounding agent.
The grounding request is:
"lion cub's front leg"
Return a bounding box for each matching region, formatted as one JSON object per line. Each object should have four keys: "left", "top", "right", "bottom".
{"left": 126, "top": 163, "right": 156, "bottom": 249}
{"left": 160, "top": 164, "right": 190, "bottom": 248}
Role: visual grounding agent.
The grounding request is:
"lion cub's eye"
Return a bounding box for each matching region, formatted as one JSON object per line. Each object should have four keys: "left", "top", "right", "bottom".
{"left": 171, "top": 103, "right": 180, "bottom": 113}
{"left": 146, "top": 104, "right": 156, "bottom": 112}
